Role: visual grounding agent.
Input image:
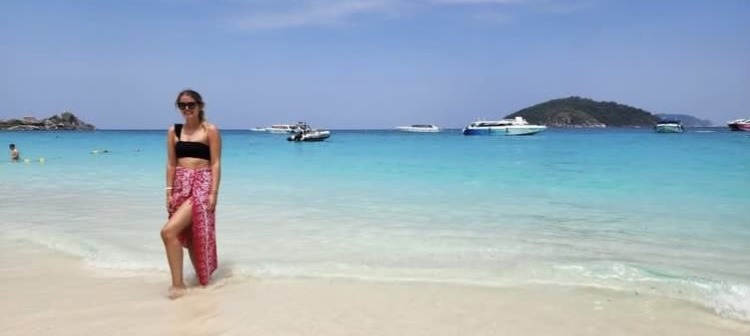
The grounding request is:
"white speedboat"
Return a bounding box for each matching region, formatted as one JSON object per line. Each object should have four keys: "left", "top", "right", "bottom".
{"left": 462, "top": 116, "right": 547, "bottom": 136}
{"left": 250, "top": 124, "right": 299, "bottom": 133}
{"left": 395, "top": 124, "right": 441, "bottom": 133}
{"left": 287, "top": 123, "right": 331, "bottom": 142}
{"left": 654, "top": 119, "right": 684, "bottom": 133}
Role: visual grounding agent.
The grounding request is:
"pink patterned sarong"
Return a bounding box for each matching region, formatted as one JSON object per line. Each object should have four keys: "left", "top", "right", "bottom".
{"left": 169, "top": 167, "right": 217, "bottom": 286}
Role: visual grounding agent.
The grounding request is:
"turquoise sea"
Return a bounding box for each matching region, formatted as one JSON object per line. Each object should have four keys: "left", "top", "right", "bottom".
{"left": 1, "top": 128, "right": 749, "bottom": 321}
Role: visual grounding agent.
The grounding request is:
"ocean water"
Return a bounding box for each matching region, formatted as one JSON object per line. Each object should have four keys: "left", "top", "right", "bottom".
{"left": 1, "top": 127, "right": 749, "bottom": 321}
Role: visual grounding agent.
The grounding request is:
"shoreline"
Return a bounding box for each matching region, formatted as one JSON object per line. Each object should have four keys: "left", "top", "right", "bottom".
{"left": 2, "top": 242, "right": 748, "bottom": 336}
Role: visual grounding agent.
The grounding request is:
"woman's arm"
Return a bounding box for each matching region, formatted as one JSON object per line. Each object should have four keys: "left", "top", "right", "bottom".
{"left": 166, "top": 126, "right": 177, "bottom": 211}
{"left": 207, "top": 124, "right": 222, "bottom": 210}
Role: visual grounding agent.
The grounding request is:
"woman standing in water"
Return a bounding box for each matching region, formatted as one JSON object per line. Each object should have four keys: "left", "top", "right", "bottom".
{"left": 160, "top": 89, "right": 222, "bottom": 299}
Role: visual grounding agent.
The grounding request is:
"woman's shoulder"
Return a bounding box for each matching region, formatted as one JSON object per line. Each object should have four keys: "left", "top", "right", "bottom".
{"left": 203, "top": 122, "right": 220, "bottom": 133}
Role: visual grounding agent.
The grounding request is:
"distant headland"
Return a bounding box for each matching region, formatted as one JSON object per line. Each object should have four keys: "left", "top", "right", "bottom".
{"left": 0, "top": 112, "right": 95, "bottom": 131}
{"left": 506, "top": 97, "right": 711, "bottom": 127}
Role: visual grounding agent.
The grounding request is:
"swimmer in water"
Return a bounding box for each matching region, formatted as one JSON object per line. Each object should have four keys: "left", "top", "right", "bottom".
{"left": 9, "top": 143, "right": 20, "bottom": 161}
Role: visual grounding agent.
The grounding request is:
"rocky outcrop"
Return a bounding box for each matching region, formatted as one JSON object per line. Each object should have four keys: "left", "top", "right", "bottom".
{"left": 0, "top": 112, "right": 95, "bottom": 131}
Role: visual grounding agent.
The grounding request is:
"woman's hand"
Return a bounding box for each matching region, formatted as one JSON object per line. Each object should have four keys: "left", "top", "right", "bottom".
{"left": 166, "top": 193, "right": 174, "bottom": 215}
{"left": 208, "top": 193, "right": 217, "bottom": 213}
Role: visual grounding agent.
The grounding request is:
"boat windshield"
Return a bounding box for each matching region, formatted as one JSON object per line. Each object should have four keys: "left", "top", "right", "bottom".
{"left": 473, "top": 121, "right": 511, "bottom": 127}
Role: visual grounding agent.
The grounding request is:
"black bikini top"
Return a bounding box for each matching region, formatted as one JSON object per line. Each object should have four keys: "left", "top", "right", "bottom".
{"left": 174, "top": 124, "right": 211, "bottom": 161}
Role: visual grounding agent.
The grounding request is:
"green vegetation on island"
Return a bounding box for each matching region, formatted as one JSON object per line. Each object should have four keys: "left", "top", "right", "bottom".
{"left": 0, "top": 111, "right": 95, "bottom": 131}
{"left": 506, "top": 97, "right": 662, "bottom": 127}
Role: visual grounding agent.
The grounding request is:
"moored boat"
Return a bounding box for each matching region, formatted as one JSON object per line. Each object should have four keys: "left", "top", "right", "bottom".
{"left": 462, "top": 116, "right": 546, "bottom": 136}
{"left": 250, "top": 124, "right": 300, "bottom": 133}
{"left": 654, "top": 119, "right": 685, "bottom": 133}
{"left": 394, "top": 124, "right": 441, "bottom": 133}
{"left": 727, "top": 118, "right": 750, "bottom": 132}
{"left": 287, "top": 123, "right": 331, "bottom": 142}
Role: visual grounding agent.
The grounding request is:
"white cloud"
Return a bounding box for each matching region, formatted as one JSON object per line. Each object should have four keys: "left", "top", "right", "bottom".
{"left": 431, "top": 0, "right": 527, "bottom": 4}
{"left": 224, "top": 0, "right": 592, "bottom": 31}
{"left": 229, "top": 0, "right": 398, "bottom": 31}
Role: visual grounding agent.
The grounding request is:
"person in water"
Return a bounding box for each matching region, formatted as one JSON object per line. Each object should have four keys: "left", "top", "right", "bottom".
{"left": 160, "top": 89, "right": 222, "bottom": 299}
{"left": 9, "top": 143, "right": 20, "bottom": 161}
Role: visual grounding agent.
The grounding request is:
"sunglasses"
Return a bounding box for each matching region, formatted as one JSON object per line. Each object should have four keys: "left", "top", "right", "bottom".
{"left": 176, "top": 102, "right": 199, "bottom": 110}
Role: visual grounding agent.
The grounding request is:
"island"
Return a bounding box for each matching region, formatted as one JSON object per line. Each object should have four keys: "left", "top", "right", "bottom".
{"left": 506, "top": 97, "right": 663, "bottom": 127}
{"left": 0, "top": 112, "right": 95, "bottom": 131}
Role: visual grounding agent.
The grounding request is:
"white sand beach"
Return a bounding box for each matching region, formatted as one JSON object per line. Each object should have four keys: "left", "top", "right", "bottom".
{"left": 2, "top": 242, "right": 748, "bottom": 336}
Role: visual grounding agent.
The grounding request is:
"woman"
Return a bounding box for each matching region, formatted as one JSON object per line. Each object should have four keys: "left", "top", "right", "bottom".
{"left": 160, "top": 89, "right": 222, "bottom": 299}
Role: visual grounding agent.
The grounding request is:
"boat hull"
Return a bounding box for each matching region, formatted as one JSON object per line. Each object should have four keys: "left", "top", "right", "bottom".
{"left": 287, "top": 130, "right": 331, "bottom": 142}
{"left": 728, "top": 122, "right": 750, "bottom": 132}
{"left": 462, "top": 126, "right": 547, "bottom": 136}
{"left": 654, "top": 124, "right": 684, "bottom": 133}
{"left": 395, "top": 126, "right": 441, "bottom": 133}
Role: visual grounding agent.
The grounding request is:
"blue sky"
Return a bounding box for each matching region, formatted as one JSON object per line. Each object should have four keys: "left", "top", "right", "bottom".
{"left": 1, "top": 0, "right": 748, "bottom": 129}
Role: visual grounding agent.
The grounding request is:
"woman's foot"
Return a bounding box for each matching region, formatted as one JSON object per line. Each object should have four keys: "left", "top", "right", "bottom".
{"left": 167, "top": 285, "right": 187, "bottom": 300}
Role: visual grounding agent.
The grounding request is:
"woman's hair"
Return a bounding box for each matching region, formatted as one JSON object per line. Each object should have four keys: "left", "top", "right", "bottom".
{"left": 175, "top": 89, "right": 206, "bottom": 122}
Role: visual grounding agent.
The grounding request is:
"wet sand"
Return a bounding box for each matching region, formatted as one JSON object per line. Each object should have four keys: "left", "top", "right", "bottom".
{"left": 2, "top": 242, "right": 748, "bottom": 336}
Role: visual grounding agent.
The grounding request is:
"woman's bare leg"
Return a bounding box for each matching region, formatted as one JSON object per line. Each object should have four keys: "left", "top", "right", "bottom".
{"left": 160, "top": 199, "right": 193, "bottom": 298}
